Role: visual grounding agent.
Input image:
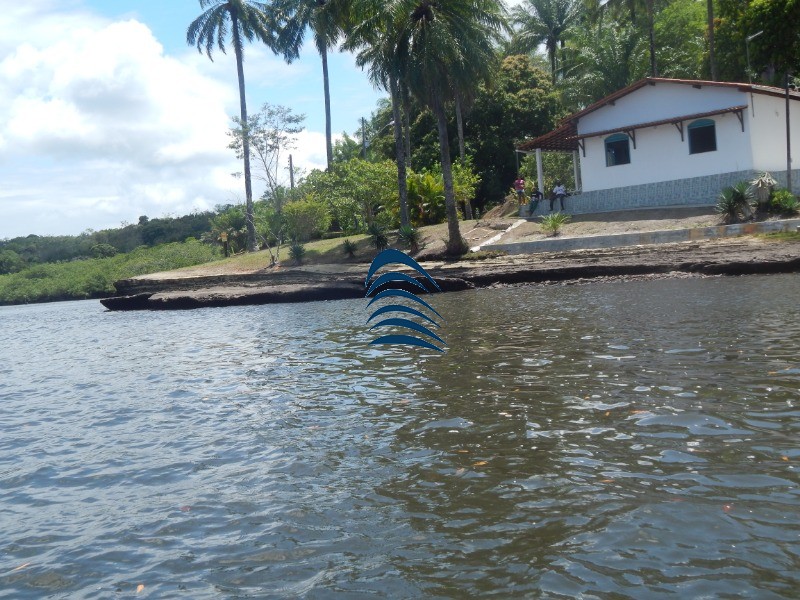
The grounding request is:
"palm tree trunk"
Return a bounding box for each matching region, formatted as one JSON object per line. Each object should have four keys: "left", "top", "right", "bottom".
{"left": 647, "top": 0, "right": 657, "bottom": 77}
{"left": 549, "top": 44, "right": 557, "bottom": 83}
{"left": 401, "top": 80, "right": 412, "bottom": 170}
{"left": 434, "top": 94, "right": 467, "bottom": 256}
{"left": 231, "top": 12, "right": 257, "bottom": 252}
{"left": 454, "top": 92, "right": 473, "bottom": 220}
{"left": 707, "top": 0, "right": 717, "bottom": 80}
{"left": 390, "top": 73, "right": 410, "bottom": 228}
{"left": 321, "top": 45, "right": 333, "bottom": 170}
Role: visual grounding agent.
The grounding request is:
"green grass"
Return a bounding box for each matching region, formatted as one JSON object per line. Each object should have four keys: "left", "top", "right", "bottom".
{"left": 760, "top": 232, "right": 800, "bottom": 242}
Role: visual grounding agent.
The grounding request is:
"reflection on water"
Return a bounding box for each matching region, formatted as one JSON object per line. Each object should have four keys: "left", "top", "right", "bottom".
{"left": 0, "top": 275, "right": 798, "bottom": 598}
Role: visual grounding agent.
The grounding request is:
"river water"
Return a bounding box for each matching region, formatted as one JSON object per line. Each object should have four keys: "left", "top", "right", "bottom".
{"left": 1, "top": 275, "right": 798, "bottom": 598}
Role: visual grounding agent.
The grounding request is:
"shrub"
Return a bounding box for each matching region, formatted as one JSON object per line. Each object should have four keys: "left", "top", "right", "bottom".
{"left": 282, "top": 198, "right": 331, "bottom": 242}
{"left": 540, "top": 212, "right": 571, "bottom": 236}
{"left": 397, "top": 225, "right": 421, "bottom": 253}
{"left": 368, "top": 222, "right": 389, "bottom": 252}
{"left": 343, "top": 239, "right": 357, "bottom": 258}
{"left": 770, "top": 189, "right": 799, "bottom": 215}
{"left": 716, "top": 182, "right": 754, "bottom": 223}
{"left": 289, "top": 242, "right": 306, "bottom": 264}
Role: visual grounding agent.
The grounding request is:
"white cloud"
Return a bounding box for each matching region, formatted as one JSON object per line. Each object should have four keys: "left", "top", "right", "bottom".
{"left": 0, "top": 2, "right": 248, "bottom": 237}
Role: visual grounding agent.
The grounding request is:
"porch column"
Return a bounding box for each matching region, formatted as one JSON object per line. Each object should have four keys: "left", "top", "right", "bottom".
{"left": 535, "top": 148, "right": 545, "bottom": 194}
{"left": 572, "top": 150, "right": 582, "bottom": 192}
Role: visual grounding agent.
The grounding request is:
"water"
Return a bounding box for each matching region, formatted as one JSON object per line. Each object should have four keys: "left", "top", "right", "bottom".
{"left": 1, "top": 275, "right": 798, "bottom": 598}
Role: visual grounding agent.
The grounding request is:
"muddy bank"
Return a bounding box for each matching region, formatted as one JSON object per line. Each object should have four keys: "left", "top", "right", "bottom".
{"left": 101, "top": 236, "right": 800, "bottom": 310}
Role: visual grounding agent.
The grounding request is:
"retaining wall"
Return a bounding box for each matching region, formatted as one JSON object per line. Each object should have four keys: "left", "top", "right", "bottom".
{"left": 486, "top": 219, "right": 800, "bottom": 255}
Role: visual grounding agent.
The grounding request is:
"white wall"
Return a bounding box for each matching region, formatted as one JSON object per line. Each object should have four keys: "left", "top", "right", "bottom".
{"left": 579, "top": 82, "right": 746, "bottom": 136}
{"left": 748, "top": 94, "right": 800, "bottom": 173}
{"left": 580, "top": 111, "right": 754, "bottom": 192}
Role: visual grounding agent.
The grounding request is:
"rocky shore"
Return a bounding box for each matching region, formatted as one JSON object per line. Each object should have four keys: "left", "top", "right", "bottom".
{"left": 101, "top": 234, "right": 800, "bottom": 311}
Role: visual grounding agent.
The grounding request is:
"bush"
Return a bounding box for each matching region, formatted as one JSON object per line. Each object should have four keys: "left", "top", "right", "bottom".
{"left": 342, "top": 239, "right": 357, "bottom": 258}
{"left": 540, "top": 212, "right": 571, "bottom": 236}
{"left": 289, "top": 242, "right": 306, "bottom": 264}
{"left": 397, "top": 225, "right": 421, "bottom": 253}
{"left": 716, "top": 182, "right": 754, "bottom": 223}
{"left": 770, "top": 189, "right": 799, "bottom": 215}
{"left": 282, "top": 198, "right": 331, "bottom": 242}
{"left": 368, "top": 223, "right": 389, "bottom": 252}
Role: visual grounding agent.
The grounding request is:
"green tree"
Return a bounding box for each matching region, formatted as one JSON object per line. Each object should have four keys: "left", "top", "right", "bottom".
{"left": 560, "top": 23, "right": 645, "bottom": 108}
{"left": 271, "top": 0, "right": 351, "bottom": 169}
{"left": 402, "top": 0, "right": 506, "bottom": 255}
{"left": 744, "top": 0, "right": 800, "bottom": 82}
{"left": 228, "top": 103, "right": 305, "bottom": 205}
{"left": 467, "top": 55, "right": 561, "bottom": 206}
{"left": 187, "top": 0, "right": 278, "bottom": 252}
{"left": 282, "top": 198, "right": 332, "bottom": 241}
{"left": 301, "top": 159, "right": 398, "bottom": 233}
{"left": 345, "top": 0, "right": 414, "bottom": 227}
{"left": 511, "top": 0, "right": 582, "bottom": 82}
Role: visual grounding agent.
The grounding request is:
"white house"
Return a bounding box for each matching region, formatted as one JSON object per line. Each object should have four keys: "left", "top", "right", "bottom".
{"left": 518, "top": 78, "right": 800, "bottom": 215}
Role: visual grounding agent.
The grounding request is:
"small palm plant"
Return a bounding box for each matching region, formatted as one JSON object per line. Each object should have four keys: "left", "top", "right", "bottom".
{"left": 716, "top": 182, "right": 754, "bottom": 223}
{"left": 540, "top": 212, "right": 572, "bottom": 236}
{"left": 368, "top": 223, "right": 389, "bottom": 252}
{"left": 342, "top": 238, "right": 357, "bottom": 258}
{"left": 397, "top": 225, "right": 422, "bottom": 253}
{"left": 289, "top": 242, "right": 306, "bottom": 265}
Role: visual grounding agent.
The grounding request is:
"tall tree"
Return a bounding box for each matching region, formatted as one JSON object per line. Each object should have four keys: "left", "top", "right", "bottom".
{"left": 187, "top": 0, "right": 277, "bottom": 252}
{"left": 707, "top": 0, "right": 717, "bottom": 80}
{"left": 345, "top": 0, "right": 413, "bottom": 228}
{"left": 601, "top": 0, "right": 657, "bottom": 76}
{"left": 402, "top": 0, "right": 507, "bottom": 255}
{"left": 271, "top": 0, "right": 350, "bottom": 170}
{"left": 511, "top": 0, "right": 582, "bottom": 82}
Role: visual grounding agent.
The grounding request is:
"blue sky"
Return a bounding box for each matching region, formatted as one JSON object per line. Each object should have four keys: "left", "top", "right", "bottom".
{"left": 0, "top": 0, "right": 521, "bottom": 238}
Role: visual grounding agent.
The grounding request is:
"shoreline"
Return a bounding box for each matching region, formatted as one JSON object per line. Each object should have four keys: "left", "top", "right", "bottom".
{"left": 101, "top": 235, "right": 800, "bottom": 311}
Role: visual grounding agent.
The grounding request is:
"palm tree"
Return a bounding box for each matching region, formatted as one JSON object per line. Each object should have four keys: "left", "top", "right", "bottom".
{"left": 600, "top": 0, "right": 657, "bottom": 77}
{"left": 187, "top": 0, "right": 277, "bottom": 252}
{"left": 402, "top": 0, "right": 507, "bottom": 255}
{"left": 345, "top": 0, "right": 412, "bottom": 228}
{"left": 511, "top": 0, "right": 582, "bottom": 83}
{"left": 270, "top": 0, "right": 350, "bottom": 170}
{"left": 707, "top": 0, "right": 717, "bottom": 80}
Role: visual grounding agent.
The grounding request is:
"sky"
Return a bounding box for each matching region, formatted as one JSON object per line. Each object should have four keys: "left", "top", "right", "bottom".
{"left": 0, "top": 0, "right": 522, "bottom": 239}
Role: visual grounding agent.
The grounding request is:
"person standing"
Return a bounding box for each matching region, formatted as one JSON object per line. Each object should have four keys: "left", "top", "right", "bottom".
{"left": 551, "top": 180, "right": 567, "bottom": 212}
{"left": 514, "top": 176, "right": 526, "bottom": 204}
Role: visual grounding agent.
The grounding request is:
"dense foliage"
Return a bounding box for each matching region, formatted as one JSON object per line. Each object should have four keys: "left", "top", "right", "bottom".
{"left": 0, "top": 240, "right": 220, "bottom": 305}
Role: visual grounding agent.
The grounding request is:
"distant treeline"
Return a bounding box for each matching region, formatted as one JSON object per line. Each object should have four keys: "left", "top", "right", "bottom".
{"left": 0, "top": 211, "right": 215, "bottom": 275}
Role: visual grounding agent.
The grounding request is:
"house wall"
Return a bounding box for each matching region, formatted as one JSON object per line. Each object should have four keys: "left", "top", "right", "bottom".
{"left": 580, "top": 110, "right": 754, "bottom": 192}
{"left": 523, "top": 168, "right": 800, "bottom": 218}
{"left": 749, "top": 94, "right": 800, "bottom": 179}
{"left": 579, "top": 83, "right": 746, "bottom": 136}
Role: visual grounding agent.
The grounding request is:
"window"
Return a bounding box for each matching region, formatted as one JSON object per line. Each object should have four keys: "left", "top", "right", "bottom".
{"left": 688, "top": 119, "right": 717, "bottom": 154}
{"left": 605, "top": 133, "right": 631, "bottom": 167}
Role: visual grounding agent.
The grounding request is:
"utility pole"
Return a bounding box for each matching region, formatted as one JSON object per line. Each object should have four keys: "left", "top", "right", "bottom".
{"left": 288, "top": 154, "right": 295, "bottom": 189}
{"left": 787, "top": 72, "right": 793, "bottom": 192}
{"left": 361, "top": 117, "right": 368, "bottom": 159}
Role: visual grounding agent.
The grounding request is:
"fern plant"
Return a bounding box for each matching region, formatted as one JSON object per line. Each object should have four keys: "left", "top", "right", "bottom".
{"left": 342, "top": 238, "right": 357, "bottom": 258}
{"left": 368, "top": 223, "right": 389, "bottom": 252}
{"left": 397, "top": 225, "right": 422, "bottom": 253}
{"left": 540, "top": 212, "right": 571, "bottom": 236}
